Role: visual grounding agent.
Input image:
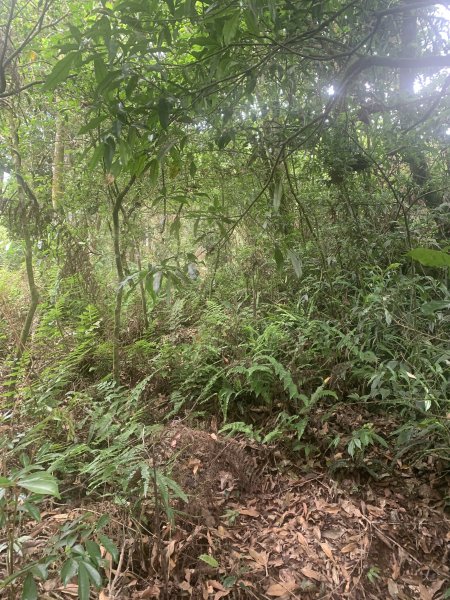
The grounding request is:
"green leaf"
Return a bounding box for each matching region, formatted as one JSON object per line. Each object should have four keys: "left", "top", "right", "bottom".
{"left": 80, "top": 560, "right": 103, "bottom": 588}
{"left": 22, "top": 573, "right": 38, "bottom": 600}
{"left": 95, "top": 515, "right": 110, "bottom": 530}
{"left": 199, "top": 554, "right": 219, "bottom": 568}
{"left": 61, "top": 558, "right": 78, "bottom": 585}
{"left": 287, "top": 249, "right": 302, "bottom": 279}
{"left": 0, "top": 476, "right": 13, "bottom": 487}
{"left": 98, "top": 534, "right": 119, "bottom": 562}
{"left": 17, "top": 472, "right": 60, "bottom": 497}
{"left": 85, "top": 541, "right": 102, "bottom": 564}
{"left": 407, "top": 247, "right": 450, "bottom": 268}
{"left": 31, "top": 563, "right": 48, "bottom": 581}
{"left": 22, "top": 501, "right": 41, "bottom": 522}
{"left": 170, "top": 216, "right": 181, "bottom": 241}
{"left": 223, "top": 13, "right": 240, "bottom": 44}
{"left": 94, "top": 57, "right": 108, "bottom": 85}
{"left": 273, "top": 245, "right": 284, "bottom": 270}
{"left": 158, "top": 98, "right": 171, "bottom": 129}
{"left": 149, "top": 158, "right": 159, "bottom": 184}
{"left": 78, "top": 116, "right": 107, "bottom": 135}
{"left": 44, "top": 53, "right": 77, "bottom": 90}
{"left": 77, "top": 562, "right": 90, "bottom": 600}
{"left": 421, "top": 300, "right": 450, "bottom": 315}
{"left": 88, "top": 143, "right": 105, "bottom": 170}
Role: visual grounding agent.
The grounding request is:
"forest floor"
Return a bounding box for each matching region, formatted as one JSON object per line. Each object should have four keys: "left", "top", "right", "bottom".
{"left": 6, "top": 421, "right": 449, "bottom": 600}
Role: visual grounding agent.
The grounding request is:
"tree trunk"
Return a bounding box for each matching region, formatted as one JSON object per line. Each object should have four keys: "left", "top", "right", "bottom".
{"left": 8, "top": 111, "right": 40, "bottom": 361}
{"left": 16, "top": 232, "right": 39, "bottom": 361}
{"left": 51, "top": 112, "right": 65, "bottom": 211}
{"left": 110, "top": 176, "right": 136, "bottom": 384}
{"left": 112, "top": 202, "right": 124, "bottom": 385}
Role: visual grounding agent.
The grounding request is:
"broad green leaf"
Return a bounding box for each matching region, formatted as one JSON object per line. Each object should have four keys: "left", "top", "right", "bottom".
{"left": 149, "top": 158, "right": 159, "bottom": 184}
{"left": 22, "top": 573, "right": 38, "bottom": 600}
{"left": 96, "top": 515, "right": 110, "bottom": 530}
{"left": 98, "top": 534, "right": 119, "bottom": 562}
{"left": 274, "top": 245, "right": 284, "bottom": 270}
{"left": 17, "top": 472, "right": 60, "bottom": 497}
{"left": 421, "top": 300, "right": 450, "bottom": 315}
{"left": 22, "top": 501, "right": 41, "bottom": 522}
{"left": 81, "top": 560, "right": 103, "bottom": 588}
{"left": 223, "top": 13, "right": 240, "bottom": 44}
{"left": 79, "top": 116, "right": 107, "bottom": 135}
{"left": 31, "top": 563, "right": 48, "bottom": 581}
{"left": 89, "top": 143, "right": 105, "bottom": 170}
{"left": 61, "top": 558, "right": 78, "bottom": 585}
{"left": 94, "top": 57, "right": 108, "bottom": 85}
{"left": 77, "top": 562, "right": 90, "bottom": 600}
{"left": 287, "top": 249, "right": 302, "bottom": 279}
{"left": 85, "top": 540, "right": 102, "bottom": 563}
{"left": 44, "top": 53, "right": 77, "bottom": 90}
{"left": 407, "top": 247, "right": 450, "bottom": 268}
{"left": 0, "top": 476, "right": 13, "bottom": 487}
{"left": 199, "top": 554, "right": 219, "bottom": 568}
{"left": 158, "top": 98, "right": 171, "bottom": 129}
{"left": 170, "top": 216, "right": 181, "bottom": 240}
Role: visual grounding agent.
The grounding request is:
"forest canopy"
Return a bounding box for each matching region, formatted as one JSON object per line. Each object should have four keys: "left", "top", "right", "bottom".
{"left": 0, "top": 1, "right": 449, "bottom": 599}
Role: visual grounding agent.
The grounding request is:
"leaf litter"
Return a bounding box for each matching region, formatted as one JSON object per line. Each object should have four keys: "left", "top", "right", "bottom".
{"left": 1, "top": 423, "right": 448, "bottom": 599}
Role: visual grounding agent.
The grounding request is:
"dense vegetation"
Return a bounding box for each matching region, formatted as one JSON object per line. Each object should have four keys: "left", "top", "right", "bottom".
{"left": 0, "top": 1, "right": 449, "bottom": 598}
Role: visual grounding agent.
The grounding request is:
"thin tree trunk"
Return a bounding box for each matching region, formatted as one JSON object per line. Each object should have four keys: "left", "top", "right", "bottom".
{"left": 8, "top": 111, "right": 40, "bottom": 361}
{"left": 135, "top": 240, "right": 149, "bottom": 331}
{"left": 51, "top": 111, "right": 65, "bottom": 211}
{"left": 16, "top": 232, "right": 39, "bottom": 360}
{"left": 112, "top": 202, "right": 124, "bottom": 385}
{"left": 110, "top": 176, "right": 136, "bottom": 384}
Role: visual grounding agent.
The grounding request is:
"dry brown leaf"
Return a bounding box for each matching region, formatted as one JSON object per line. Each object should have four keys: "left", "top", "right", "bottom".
{"left": 419, "top": 584, "right": 433, "bottom": 600}
{"left": 209, "top": 580, "right": 226, "bottom": 591}
{"left": 55, "top": 584, "right": 78, "bottom": 596}
{"left": 179, "top": 581, "right": 192, "bottom": 592}
{"left": 139, "top": 584, "right": 161, "bottom": 598}
{"left": 319, "top": 541, "right": 335, "bottom": 561}
{"left": 238, "top": 508, "right": 260, "bottom": 517}
{"left": 387, "top": 579, "right": 399, "bottom": 598}
{"left": 296, "top": 531, "right": 309, "bottom": 547}
{"left": 266, "top": 580, "right": 297, "bottom": 596}
{"left": 99, "top": 592, "right": 109, "bottom": 600}
{"left": 301, "top": 567, "right": 323, "bottom": 582}
{"left": 188, "top": 458, "right": 202, "bottom": 474}
{"left": 340, "top": 542, "right": 359, "bottom": 554}
{"left": 248, "top": 548, "right": 268, "bottom": 569}
{"left": 214, "top": 592, "right": 231, "bottom": 599}
{"left": 366, "top": 504, "right": 384, "bottom": 517}
{"left": 341, "top": 500, "right": 362, "bottom": 518}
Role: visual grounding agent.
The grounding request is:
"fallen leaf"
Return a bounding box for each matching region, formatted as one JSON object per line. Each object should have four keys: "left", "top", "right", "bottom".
{"left": 238, "top": 508, "right": 260, "bottom": 517}
{"left": 139, "top": 584, "right": 161, "bottom": 598}
{"left": 248, "top": 548, "right": 268, "bottom": 569}
{"left": 340, "top": 542, "right": 359, "bottom": 554}
{"left": 419, "top": 584, "right": 432, "bottom": 600}
{"left": 266, "top": 580, "right": 297, "bottom": 596}
{"left": 301, "top": 567, "right": 323, "bottom": 582}
{"left": 319, "top": 542, "right": 335, "bottom": 561}
{"left": 387, "top": 579, "right": 399, "bottom": 598}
